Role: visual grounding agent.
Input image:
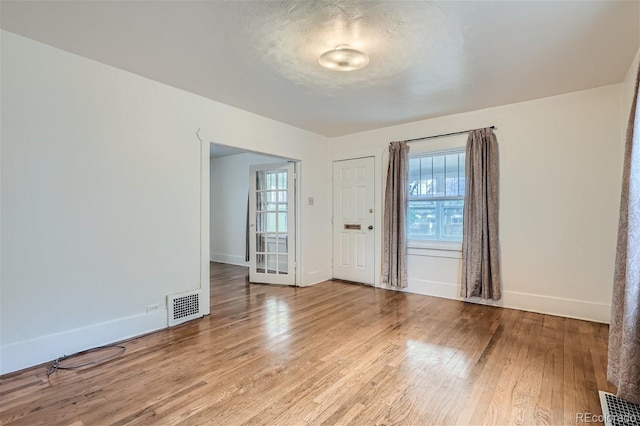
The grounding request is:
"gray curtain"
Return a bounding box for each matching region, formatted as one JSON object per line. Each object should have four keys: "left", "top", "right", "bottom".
{"left": 461, "top": 128, "right": 501, "bottom": 300}
{"left": 608, "top": 62, "right": 640, "bottom": 404}
{"left": 382, "top": 141, "right": 409, "bottom": 288}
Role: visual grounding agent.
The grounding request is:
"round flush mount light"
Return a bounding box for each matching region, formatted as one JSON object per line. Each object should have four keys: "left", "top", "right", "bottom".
{"left": 318, "top": 45, "right": 369, "bottom": 71}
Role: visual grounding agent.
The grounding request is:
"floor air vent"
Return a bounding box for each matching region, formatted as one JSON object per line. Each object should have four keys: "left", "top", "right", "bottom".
{"left": 599, "top": 391, "right": 640, "bottom": 426}
{"left": 167, "top": 290, "right": 204, "bottom": 327}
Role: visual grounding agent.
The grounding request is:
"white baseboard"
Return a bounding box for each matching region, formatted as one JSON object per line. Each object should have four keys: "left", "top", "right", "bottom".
{"left": 379, "top": 278, "right": 611, "bottom": 324}
{"left": 502, "top": 290, "right": 610, "bottom": 324}
{"left": 0, "top": 309, "right": 168, "bottom": 375}
{"left": 302, "top": 268, "right": 331, "bottom": 287}
{"left": 210, "top": 253, "right": 249, "bottom": 267}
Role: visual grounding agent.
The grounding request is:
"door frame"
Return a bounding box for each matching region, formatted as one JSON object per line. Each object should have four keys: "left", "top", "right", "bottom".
{"left": 198, "top": 131, "right": 302, "bottom": 310}
{"left": 331, "top": 153, "right": 381, "bottom": 286}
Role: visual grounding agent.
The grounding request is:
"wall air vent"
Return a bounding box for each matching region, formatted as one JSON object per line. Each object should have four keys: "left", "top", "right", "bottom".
{"left": 167, "top": 290, "right": 204, "bottom": 327}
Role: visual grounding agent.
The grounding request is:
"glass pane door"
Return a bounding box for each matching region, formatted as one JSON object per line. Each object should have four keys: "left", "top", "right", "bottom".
{"left": 249, "top": 163, "right": 295, "bottom": 285}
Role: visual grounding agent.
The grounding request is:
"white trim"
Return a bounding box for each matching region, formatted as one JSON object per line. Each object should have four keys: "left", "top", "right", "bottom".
{"left": 407, "top": 247, "right": 461, "bottom": 259}
{"left": 210, "top": 253, "right": 249, "bottom": 267}
{"left": 408, "top": 239, "right": 462, "bottom": 251}
{"left": 381, "top": 278, "right": 611, "bottom": 324}
{"left": 199, "top": 137, "right": 211, "bottom": 315}
{"left": 501, "top": 291, "right": 610, "bottom": 324}
{"left": 0, "top": 310, "right": 167, "bottom": 374}
{"left": 303, "top": 268, "right": 331, "bottom": 287}
{"left": 294, "top": 162, "right": 302, "bottom": 287}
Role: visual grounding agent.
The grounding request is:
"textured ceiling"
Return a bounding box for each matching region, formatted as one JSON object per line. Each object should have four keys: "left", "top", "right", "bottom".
{"left": 1, "top": 1, "right": 638, "bottom": 137}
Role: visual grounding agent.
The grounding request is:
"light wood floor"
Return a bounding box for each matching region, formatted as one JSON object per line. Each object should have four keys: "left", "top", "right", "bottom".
{"left": 1, "top": 262, "right": 614, "bottom": 425}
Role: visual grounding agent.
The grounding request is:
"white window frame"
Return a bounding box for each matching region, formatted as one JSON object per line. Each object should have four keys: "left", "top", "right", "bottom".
{"left": 407, "top": 136, "right": 467, "bottom": 252}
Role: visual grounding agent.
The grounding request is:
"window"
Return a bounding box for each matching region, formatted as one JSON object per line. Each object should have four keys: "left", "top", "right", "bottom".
{"left": 408, "top": 149, "right": 465, "bottom": 242}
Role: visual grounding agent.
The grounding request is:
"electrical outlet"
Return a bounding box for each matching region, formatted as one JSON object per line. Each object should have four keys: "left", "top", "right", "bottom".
{"left": 146, "top": 304, "right": 159, "bottom": 313}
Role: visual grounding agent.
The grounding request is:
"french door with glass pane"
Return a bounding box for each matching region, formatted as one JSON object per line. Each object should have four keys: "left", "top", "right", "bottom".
{"left": 249, "top": 162, "right": 296, "bottom": 285}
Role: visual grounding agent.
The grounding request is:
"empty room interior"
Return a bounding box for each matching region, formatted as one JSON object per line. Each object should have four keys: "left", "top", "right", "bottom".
{"left": 1, "top": 1, "right": 640, "bottom": 425}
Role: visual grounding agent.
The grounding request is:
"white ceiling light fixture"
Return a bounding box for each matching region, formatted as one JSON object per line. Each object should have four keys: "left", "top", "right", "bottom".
{"left": 318, "top": 44, "right": 370, "bottom": 71}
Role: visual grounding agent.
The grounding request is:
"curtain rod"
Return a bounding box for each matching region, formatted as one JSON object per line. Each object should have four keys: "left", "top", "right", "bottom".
{"left": 399, "top": 125, "right": 496, "bottom": 144}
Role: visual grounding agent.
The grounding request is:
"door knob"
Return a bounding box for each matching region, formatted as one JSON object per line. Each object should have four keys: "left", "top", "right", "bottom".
{"left": 368, "top": 225, "right": 373, "bottom": 230}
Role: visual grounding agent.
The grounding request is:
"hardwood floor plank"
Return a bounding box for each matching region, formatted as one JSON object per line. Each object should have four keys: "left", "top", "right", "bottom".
{"left": 0, "top": 263, "right": 615, "bottom": 425}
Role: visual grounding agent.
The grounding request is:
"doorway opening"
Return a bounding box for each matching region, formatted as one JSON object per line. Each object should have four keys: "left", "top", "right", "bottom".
{"left": 208, "top": 143, "right": 299, "bottom": 289}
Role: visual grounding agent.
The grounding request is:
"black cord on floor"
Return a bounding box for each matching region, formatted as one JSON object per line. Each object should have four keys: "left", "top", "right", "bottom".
{"left": 46, "top": 344, "right": 126, "bottom": 376}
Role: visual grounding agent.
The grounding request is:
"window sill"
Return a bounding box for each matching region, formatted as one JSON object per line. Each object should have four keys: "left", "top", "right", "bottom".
{"left": 407, "top": 240, "right": 462, "bottom": 259}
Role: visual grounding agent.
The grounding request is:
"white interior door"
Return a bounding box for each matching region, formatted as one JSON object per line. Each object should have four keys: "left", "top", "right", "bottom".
{"left": 333, "top": 157, "right": 375, "bottom": 284}
{"left": 249, "top": 162, "right": 296, "bottom": 285}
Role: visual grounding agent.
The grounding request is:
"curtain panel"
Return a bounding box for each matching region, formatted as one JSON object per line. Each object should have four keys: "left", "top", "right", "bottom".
{"left": 382, "top": 141, "right": 409, "bottom": 288}
{"left": 461, "top": 128, "right": 501, "bottom": 300}
{"left": 608, "top": 62, "right": 640, "bottom": 404}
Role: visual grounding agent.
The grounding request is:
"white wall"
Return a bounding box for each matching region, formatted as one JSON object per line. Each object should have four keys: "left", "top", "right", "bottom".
{"left": 210, "top": 152, "right": 280, "bottom": 266}
{"left": 1, "top": 29, "right": 632, "bottom": 376}
{"left": 0, "top": 31, "right": 331, "bottom": 374}
{"left": 0, "top": 30, "right": 4, "bottom": 374}
{"left": 329, "top": 84, "right": 624, "bottom": 323}
{"left": 623, "top": 48, "right": 640, "bottom": 128}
